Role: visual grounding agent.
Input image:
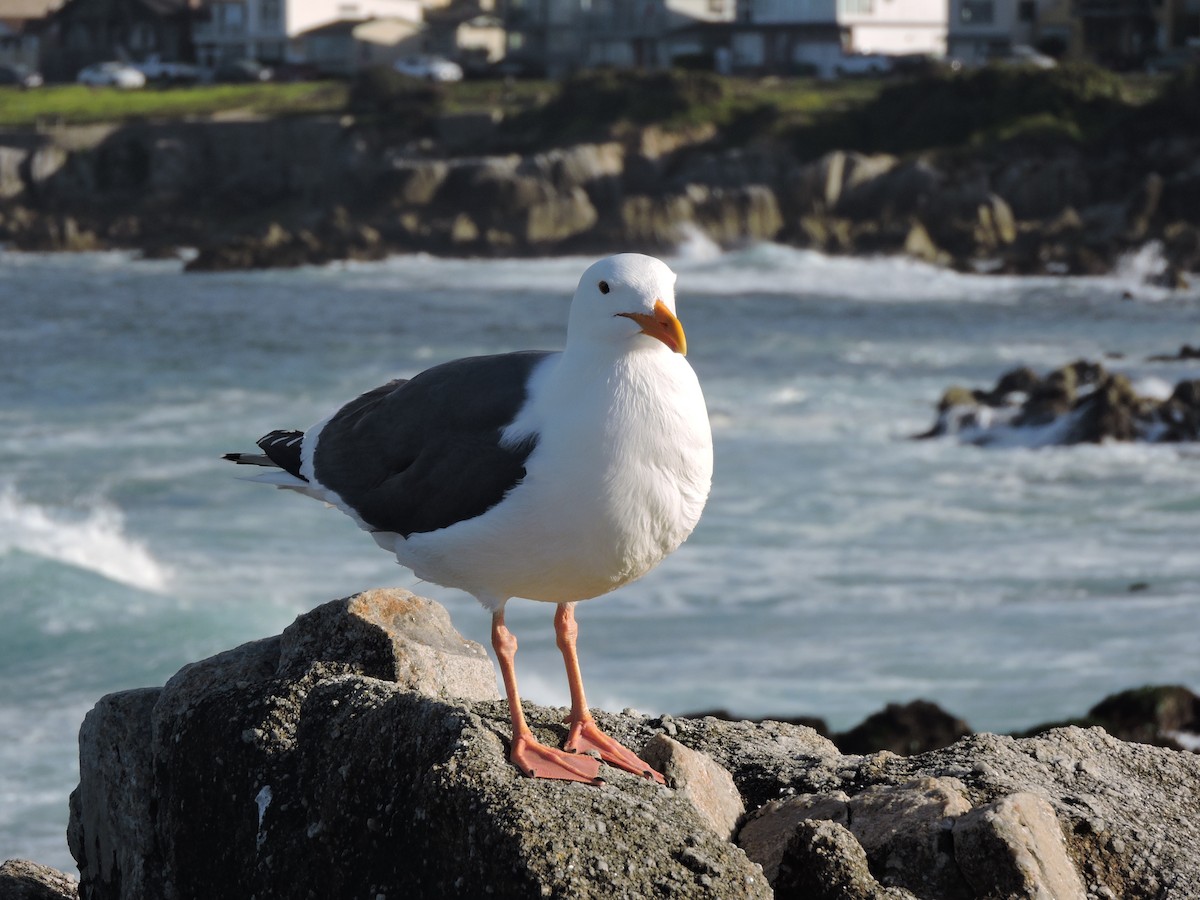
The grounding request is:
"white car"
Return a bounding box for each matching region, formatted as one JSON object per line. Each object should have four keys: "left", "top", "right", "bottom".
{"left": 393, "top": 55, "right": 463, "bottom": 82}
{"left": 77, "top": 62, "right": 147, "bottom": 89}
{"left": 134, "top": 58, "right": 203, "bottom": 84}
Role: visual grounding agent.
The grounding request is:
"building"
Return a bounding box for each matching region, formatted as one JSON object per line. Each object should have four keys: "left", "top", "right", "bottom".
{"left": 296, "top": 16, "right": 425, "bottom": 74}
{"left": 0, "top": 0, "right": 63, "bottom": 71}
{"left": 191, "top": 0, "right": 428, "bottom": 66}
{"left": 42, "top": 0, "right": 199, "bottom": 79}
{"left": 836, "top": 0, "right": 948, "bottom": 54}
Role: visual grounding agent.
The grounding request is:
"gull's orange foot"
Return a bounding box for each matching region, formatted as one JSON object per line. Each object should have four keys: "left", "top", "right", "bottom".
{"left": 511, "top": 733, "right": 604, "bottom": 784}
{"left": 565, "top": 717, "right": 665, "bottom": 784}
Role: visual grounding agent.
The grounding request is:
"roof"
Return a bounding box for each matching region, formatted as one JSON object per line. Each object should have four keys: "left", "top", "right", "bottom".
{"left": 0, "top": 0, "right": 63, "bottom": 19}
{"left": 297, "top": 15, "right": 422, "bottom": 39}
{"left": 53, "top": 0, "right": 191, "bottom": 22}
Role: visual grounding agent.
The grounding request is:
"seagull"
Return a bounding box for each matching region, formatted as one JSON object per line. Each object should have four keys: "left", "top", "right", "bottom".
{"left": 225, "top": 253, "right": 713, "bottom": 784}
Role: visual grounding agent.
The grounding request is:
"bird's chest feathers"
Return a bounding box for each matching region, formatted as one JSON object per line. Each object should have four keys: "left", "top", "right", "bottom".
{"left": 504, "top": 352, "right": 711, "bottom": 576}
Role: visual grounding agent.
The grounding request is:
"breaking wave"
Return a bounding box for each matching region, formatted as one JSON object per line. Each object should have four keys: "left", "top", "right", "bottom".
{"left": 0, "top": 488, "right": 171, "bottom": 592}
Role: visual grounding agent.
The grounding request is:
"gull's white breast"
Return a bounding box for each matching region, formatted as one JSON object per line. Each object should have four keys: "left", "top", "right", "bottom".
{"left": 388, "top": 347, "right": 713, "bottom": 607}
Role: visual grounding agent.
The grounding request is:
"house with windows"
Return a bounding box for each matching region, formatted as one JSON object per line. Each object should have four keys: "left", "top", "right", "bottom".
{"left": 191, "top": 0, "right": 430, "bottom": 67}
{"left": 0, "top": 0, "right": 63, "bottom": 71}
{"left": 717, "top": 0, "right": 945, "bottom": 75}
{"left": 296, "top": 16, "right": 425, "bottom": 75}
{"left": 835, "top": 0, "right": 947, "bottom": 54}
{"left": 503, "top": 0, "right": 732, "bottom": 77}
{"left": 41, "top": 0, "right": 199, "bottom": 80}
{"left": 945, "top": 0, "right": 1094, "bottom": 64}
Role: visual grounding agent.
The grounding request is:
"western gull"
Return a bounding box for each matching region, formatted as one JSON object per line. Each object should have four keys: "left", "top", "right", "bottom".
{"left": 225, "top": 253, "right": 713, "bottom": 784}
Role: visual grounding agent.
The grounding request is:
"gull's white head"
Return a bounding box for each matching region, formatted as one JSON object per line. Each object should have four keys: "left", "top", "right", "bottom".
{"left": 567, "top": 254, "right": 687, "bottom": 356}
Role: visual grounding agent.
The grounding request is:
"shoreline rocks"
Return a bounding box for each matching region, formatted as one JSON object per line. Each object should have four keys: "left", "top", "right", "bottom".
{"left": 0, "top": 111, "right": 1198, "bottom": 280}
{"left": 920, "top": 359, "right": 1200, "bottom": 446}
{"left": 37, "top": 589, "right": 1200, "bottom": 899}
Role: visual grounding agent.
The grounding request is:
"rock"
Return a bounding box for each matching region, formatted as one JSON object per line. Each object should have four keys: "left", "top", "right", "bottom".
{"left": 688, "top": 184, "right": 782, "bottom": 245}
{"left": 277, "top": 588, "right": 498, "bottom": 700}
{"left": 921, "top": 359, "right": 1200, "bottom": 446}
{"left": 0, "top": 146, "right": 27, "bottom": 201}
{"left": 902, "top": 220, "right": 949, "bottom": 266}
{"left": 784, "top": 150, "right": 849, "bottom": 215}
{"left": 738, "top": 792, "right": 851, "bottom": 883}
{"left": 835, "top": 700, "right": 972, "bottom": 756}
{"left": 377, "top": 158, "right": 449, "bottom": 207}
{"left": 994, "top": 154, "right": 1092, "bottom": 220}
{"left": 22, "top": 144, "right": 71, "bottom": 197}
{"left": 619, "top": 193, "right": 696, "bottom": 250}
{"left": 524, "top": 185, "right": 598, "bottom": 245}
{"left": 535, "top": 142, "right": 625, "bottom": 192}
{"left": 69, "top": 592, "right": 769, "bottom": 900}
{"left": 67, "top": 688, "right": 160, "bottom": 900}
{"left": 843, "top": 777, "right": 972, "bottom": 898}
{"left": 733, "top": 727, "right": 1200, "bottom": 899}
{"left": 0, "top": 859, "right": 78, "bottom": 900}
{"left": 1087, "top": 685, "right": 1200, "bottom": 748}
{"left": 1148, "top": 344, "right": 1200, "bottom": 362}
{"left": 1062, "top": 372, "right": 1144, "bottom": 443}
{"left": 61, "top": 590, "right": 1200, "bottom": 900}
{"left": 641, "top": 734, "right": 744, "bottom": 839}
{"left": 774, "top": 819, "right": 910, "bottom": 900}
{"left": 436, "top": 110, "right": 502, "bottom": 150}
{"left": 954, "top": 793, "right": 1087, "bottom": 900}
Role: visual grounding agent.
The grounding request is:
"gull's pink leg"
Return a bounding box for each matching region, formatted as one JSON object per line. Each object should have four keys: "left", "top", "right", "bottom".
{"left": 491, "top": 609, "right": 602, "bottom": 784}
{"left": 555, "top": 603, "right": 665, "bottom": 784}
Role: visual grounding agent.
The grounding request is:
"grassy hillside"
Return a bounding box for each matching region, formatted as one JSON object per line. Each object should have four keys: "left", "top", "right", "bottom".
{"left": 0, "top": 81, "right": 349, "bottom": 126}
{"left": 0, "top": 66, "right": 1186, "bottom": 158}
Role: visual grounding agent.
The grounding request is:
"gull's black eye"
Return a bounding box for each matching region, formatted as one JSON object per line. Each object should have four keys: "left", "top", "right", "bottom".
{"left": 598, "top": 280, "right": 610, "bottom": 294}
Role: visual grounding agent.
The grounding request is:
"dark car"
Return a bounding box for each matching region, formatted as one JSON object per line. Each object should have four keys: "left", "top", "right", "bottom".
{"left": 0, "top": 64, "right": 43, "bottom": 88}
{"left": 214, "top": 59, "right": 273, "bottom": 83}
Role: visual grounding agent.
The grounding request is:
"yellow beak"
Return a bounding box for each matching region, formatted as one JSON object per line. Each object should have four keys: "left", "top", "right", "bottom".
{"left": 616, "top": 300, "right": 688, "bottom": 356}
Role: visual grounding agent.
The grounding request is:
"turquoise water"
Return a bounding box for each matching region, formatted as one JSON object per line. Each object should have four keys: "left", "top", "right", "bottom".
{"left": 2, "top": 244, "right": 1199, "bottom": 871}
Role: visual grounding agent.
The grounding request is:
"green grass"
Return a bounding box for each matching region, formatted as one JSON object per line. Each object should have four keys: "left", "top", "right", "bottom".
{"left": 0, "top": 81, "right": 348, "bottom": 127}
{"left": 0, "top": 67, "right": 1184, "bottom": 156}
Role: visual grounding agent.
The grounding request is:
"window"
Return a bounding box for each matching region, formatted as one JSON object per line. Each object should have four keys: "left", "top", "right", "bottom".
{"left": 221, "top": 3, "right": 245, "bottom": 32}
{"left": 839, "top": 0, "right": 874, "bottom": 13}
{"left": 1017, "top": 0, "right": 1035, "bottom": 19}
{"left": 959, "top": 0, "right": 993, "bottom": 22}
{"left": 260, "top": 0, "right": 281, "bottom": 28}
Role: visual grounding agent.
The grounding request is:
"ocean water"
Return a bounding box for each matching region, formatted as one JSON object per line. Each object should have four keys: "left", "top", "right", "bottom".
{"left": 2, "top": 243, "right": 1199, "bottom": 872}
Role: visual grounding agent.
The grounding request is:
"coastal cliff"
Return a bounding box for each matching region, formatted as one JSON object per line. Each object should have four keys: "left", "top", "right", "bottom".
{"left": 6, "top": 589, "right": 1195, "bottom": 900}
{"left": 1, "top": 66, "right": 1198, "bottom": 282}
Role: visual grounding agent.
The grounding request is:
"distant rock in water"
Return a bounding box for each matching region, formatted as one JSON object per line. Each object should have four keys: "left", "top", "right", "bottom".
{"left": 834, "top": 699, "right": 972, "bottom": 756}
{"left": 1147, "top": 343, "right": 1200, "bottom": 362}
{"left": 1021, "top": 684, "right": 1200, "bottom": 752}
{"left": 60, "top": 589, "right": 1200, "bottom": 899}
{"left": 919, "top": 359, "right": 1200, "bottom": 445}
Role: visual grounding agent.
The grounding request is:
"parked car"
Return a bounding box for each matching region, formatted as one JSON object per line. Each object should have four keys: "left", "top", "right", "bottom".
{"left": 1145, "top": 48, "right": 1199, "bottom": 74}
{"left": 833, "top": 53, "right": 894, "bottom": 77}
{"left": 392, "top": 55, "right": 463, "bottom": 82}
{"left": 0, "top": 64, "right": 43, "bottom": 88}
{"left": 77, "top": 61, "right": 147, "bottom": 89}
{"left": 214, "top": 59, "right": 273, "bottom": 83}
{"left": 134, "top": 57, "right": 203, "bottom": 85}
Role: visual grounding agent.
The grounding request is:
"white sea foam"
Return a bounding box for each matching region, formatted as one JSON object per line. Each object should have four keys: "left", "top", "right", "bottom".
{"left": 0, "top": 488, "right": 171, "bottom": 592}
{"left": 673, "top": 223, "right": 724, "bottom": 261}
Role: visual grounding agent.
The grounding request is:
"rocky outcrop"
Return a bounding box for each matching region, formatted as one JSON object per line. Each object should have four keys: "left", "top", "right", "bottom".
{"left": 2, "top": 106, "right": 1200, "bottom": 278}
{"left": 920, "top": 359, "right": 1200, "bottom": 446}
{"left": 0, "top": 860, "right": 77, "bottom": 900}
{"left": 59, "top": 588, "right": 1200, "bottom": 900}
